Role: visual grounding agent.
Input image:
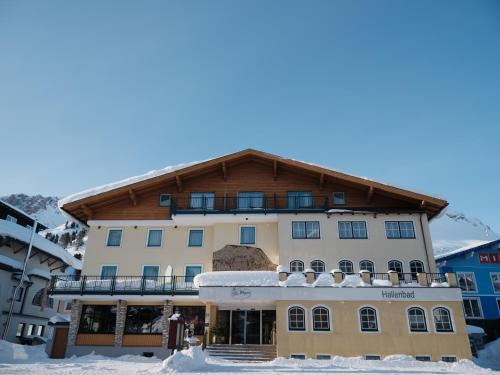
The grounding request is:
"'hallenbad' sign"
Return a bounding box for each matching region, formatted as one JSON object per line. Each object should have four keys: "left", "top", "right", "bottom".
{"left": 381, "top": 290, "right": 416, "bottom": 299}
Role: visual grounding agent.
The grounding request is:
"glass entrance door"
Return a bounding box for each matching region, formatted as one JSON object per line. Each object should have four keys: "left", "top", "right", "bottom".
{"left": 245, "top": 310, "right": 261, "bottom": 344}
{"left": 225, "top": 310, "right": 275, "bottom": 345}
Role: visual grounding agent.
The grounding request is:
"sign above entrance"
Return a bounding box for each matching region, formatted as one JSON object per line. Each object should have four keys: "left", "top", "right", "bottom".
{"left": 479, "top": 253, "right": 500, "bottom": 264}
{"left": 231, "top": 287, "right": 252, "bottom": 300}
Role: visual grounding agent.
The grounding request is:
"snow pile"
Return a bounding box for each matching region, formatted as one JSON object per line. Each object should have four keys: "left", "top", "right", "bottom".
{"left": 312, "top": 273, "right": 335, "bottom": 287}
{"left": 372, "top": 279, "right": 393, "bottom": 287}
{"left": 276, "top": 265, "right": 286, "bottom": 272}
{"left": 476, "top": 338, "right": 500, "bottom": 370}
{"left": 281, "top": 272, "right": 308, "bottom": 287}
{"left": 49, "top": 314, "right": 70, "bottom": 325}
{"left": 193, "top": 271, "right": 279, "bottom": 287}
{"left": 431, "top": 281, "right": 450, "bottom": 287}
{"left": 339, "top": 274, "right": 370, "bottom": 288}
{"left": 161, "top": 346, "right": 208, "bottom": 373}
{"left": 0, "top": 339, "right": 48, "bottom": 363}
{"left": 467, "top": 325, "right": 485, "bottom": 335}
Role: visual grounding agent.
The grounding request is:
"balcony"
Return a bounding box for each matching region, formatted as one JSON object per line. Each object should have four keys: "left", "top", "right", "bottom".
{"left": 49, "top": 275, "right": 199, "bottom": 296}
{"left": 171, "top": 195, "right": 330, "bottom": 215}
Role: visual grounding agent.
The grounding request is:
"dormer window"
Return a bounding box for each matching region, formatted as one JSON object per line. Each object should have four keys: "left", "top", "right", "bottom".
{"left": 333, "top": 192, "right": 346, "bottom": 205}
{"left": 159, "top": 194, "right": 171, "bottom": 207}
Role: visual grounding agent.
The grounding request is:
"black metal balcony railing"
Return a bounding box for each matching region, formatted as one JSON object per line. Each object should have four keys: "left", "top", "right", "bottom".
{"left": 49, "top": 275, "right": 199, "bottom": 296}
{"left": 426, "top": 273, "right": 447, "bottom": 285}
{"left": 171, "top": 195, "right": 330, "bottom": 215}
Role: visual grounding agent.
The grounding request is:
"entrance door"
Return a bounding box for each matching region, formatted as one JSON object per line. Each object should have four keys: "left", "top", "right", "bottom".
{"left": 227, "top": 310, "right": 274, "bottom": 345}
{"left": 245, "top": 310, "right": 261, "bottom": 344}
{"left": 231, "top": 311, "right": 246, "bottom": 344}
{"left": 50, "top": 327, "right": 69, "bottom": 358}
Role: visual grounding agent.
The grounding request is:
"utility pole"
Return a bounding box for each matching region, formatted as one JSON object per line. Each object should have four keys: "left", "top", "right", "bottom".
{"left": 2, "top": 220, "right": 37, "bottom": 340}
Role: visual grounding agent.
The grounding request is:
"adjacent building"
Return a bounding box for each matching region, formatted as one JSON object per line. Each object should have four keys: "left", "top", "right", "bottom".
{"left": 0, "top": 200, "right": 81, "bottom": 342}
{"left": 51, "top": 149, "right": 472, "bottom": 361}
{"left": 436, "top": 239, "right": 500, "bottom": 341}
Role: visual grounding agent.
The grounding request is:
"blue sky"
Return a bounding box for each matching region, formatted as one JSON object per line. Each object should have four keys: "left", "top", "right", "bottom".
{"left": 0, "top": 1, "right": 499, "bottom": 230}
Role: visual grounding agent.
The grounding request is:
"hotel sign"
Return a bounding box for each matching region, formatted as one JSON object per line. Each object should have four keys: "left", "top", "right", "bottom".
{"left": 479, "top": 253, "right": 500, "bottom": 264}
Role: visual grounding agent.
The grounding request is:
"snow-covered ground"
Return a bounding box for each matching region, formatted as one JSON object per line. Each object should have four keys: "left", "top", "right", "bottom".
{"left": 1, "top": 340, "right": 498, "bottom": 375}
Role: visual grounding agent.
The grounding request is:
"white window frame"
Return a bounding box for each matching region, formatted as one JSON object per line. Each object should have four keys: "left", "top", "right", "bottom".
{"left": 359, "top": 260, "right": 375, "bottom": 273}
{"left": 339, "top": 260, "right": 354, "bottom": 274}
{"left": 142, "top": 264, "right": 160, "bottom": 278}
{"left": 187, "top": 228, "right": 204, "bottom": 247}
{"left": 287, "top": 305, "right": 307, "bottom": 332}
{"left": 333, "top": 192, "right": 346, "bottom": 205}
{"left": 358, "top": 305, "right": 381, "bottom": 333}
{"left": 462, "top": 298, "right": 483, "bottom": 319}
{"left": 159, "top": 193, "right": 172, "bottom": 207}
{"left": 184, "top": 264, "right": 204, "bottom": 281}
{"left": 100, "top": 264, "right": 118, "bottom": 278}
{"left": 146, "top": 228, "right": 164, "bottom": 247}
{"left": 291, "top": 221, "right": 320, "bottom": 239}
{"left": 406, "top": 305, "right": 430, "bottom": 334}
{"left": 457, "top": 271, "right": 478, "bottom": 293}
{"left": 490, "top": 272, "right": 500, "bottom": 293}
{"left": 6, "top": 214, "right": 17, "bottom": 223}
{"left": 431, "top": 305, "right": 456, "bottom": 334}
{"left": 239, "top": 225, "right": 256, "bottom": 245}
{"left": 338, "top": 221, "right": 368, "bottom": 239}
{"left": 106, "top": 228, "right": 123, "bottom": 247}
{"left": 311, "top": 260, "right": 326, "bottom": 273}
{"left": 311, "top": 304, "right": 332, "bottom": 332}
{"left": 290, "top": 260, "right": 305, "bottom": 273}
{"left": 384, "top": 221, "right": 416, "bottom": 239}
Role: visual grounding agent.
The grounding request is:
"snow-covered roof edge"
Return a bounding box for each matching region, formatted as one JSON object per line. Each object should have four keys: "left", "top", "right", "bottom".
{"left": 435, "top": 239, "right": 500, "bottom": 261}
{"left": 0, "top": 199, "right": 37, "bottom": 223}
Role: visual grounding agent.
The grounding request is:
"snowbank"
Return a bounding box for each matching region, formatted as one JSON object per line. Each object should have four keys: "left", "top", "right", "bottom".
{"left": 339, "top": 274, "right": 370, "bottom": 287}
{"left": 161, "top": 346, "right": 208, "bottom": 373}
{"left": 0, "top": 339, "right": 48, "bottom": 363}
{"left": 281, "top": 272, "right": 308, "bottom": 287}
{"left": 312, "top": 273, "right": 335, "bottom": 287}
{"left": 193, "top": 271, "right": 279, "bottom": 287}
{"left": 476, "top": 338, "right": 500, "bottom": 371}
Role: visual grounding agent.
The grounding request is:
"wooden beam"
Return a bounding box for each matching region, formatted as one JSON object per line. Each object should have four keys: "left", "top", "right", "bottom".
{"left": 221, "top": 162, "right": 227, "bottom": 181}
{"left": 13, "top": 244, "right": 27, "bottom": 254}
{"left": 319, "top": 174, "right": 325, "bottom": 190}
{"left": 39, "top": 256, "right": 51, "bottom": 265}
{"left": 50, "top": 265, "right": 67, "bottom": 273}
{"left": 128, "top": 189, "right": 138, "bottom": 206}
{"left": 176, "top": 175, "right": 183, "bottom": 193}
{"left": 273, "top": 160, "right": 278, "bottom": 181}
{"left": 367, "top": 186, "right": 375, "bottom": 203}
{"left": 29, "top": 250, "right": 39, "bottom": 259}
{"left": 420, "top": 200, "right": 426, "bottom": 209}
{"left": 81, "top": 204, "right": 93, "bottom": 220}
{"left": 48, "top": 258, "right": 59, "bottom": 267}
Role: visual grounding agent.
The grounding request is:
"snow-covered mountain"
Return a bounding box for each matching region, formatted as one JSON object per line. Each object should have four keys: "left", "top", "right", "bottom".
{"left": 1, "top": 193, "right": 87, "bottom": 258}
{"left": 430, "top": 208, "right": 500, "bottom": 257}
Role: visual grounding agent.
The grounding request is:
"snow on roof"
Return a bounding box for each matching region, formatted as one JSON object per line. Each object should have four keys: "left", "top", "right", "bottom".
{"left": 58, "top": 159, "right": 212, "bottom": 207}
{"left": 0, "top": 254, "right": 23, "bottom": 270}
{"left": 0, "top": 199, "right": 37, "bottom": 222}
{"left": 435, "top": 239, "right": 499, "bottom": 261}
{"left": 28, "top": 267, "right": 52, "bottom": 280}
{"left": 467, "top": 325, "right": 485, "bottom": 335}
{"left": 49, "top": 314, "right": 70, "bottom": 325}
{"left": 0, "top": 219, "right": 81, "bottom": 269}
{"left": 193, "top": 271, "right": 280, "bottom": 287}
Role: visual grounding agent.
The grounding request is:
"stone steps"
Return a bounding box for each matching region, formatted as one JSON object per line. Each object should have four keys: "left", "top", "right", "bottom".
{"left": 205, "top": 344, "right": 277, "bottom": 362}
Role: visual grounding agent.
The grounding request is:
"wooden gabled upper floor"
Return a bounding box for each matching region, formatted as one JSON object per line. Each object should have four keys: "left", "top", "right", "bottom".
{"left": 59, "top": 149, "right": 448, "bottom": 222}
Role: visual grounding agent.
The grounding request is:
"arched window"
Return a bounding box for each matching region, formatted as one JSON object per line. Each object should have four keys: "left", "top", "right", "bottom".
{"left": 359, "top": 260, "right": 374, "bottom": 273}
{"left": 359, "top": 307, "right": 378, "bottom": 332}
{"left": 290, "top": 260, "right": 304, "bottom": 273}
{"left": 339, "top": 260, "right": 354, "bottom": 274}
{"left": 288, "top": 306, "right": 306, "bottom": 331}
{"left": 408, "top": 307, "right": 427, "bottom": 332}
{"left": 388, "top": 260, "right": 404, "bottom": 279}
{"left": 409, "top": 260, "right": 425, "bottom": 280}
{"left": 311, "top": 260, "right": 325, "bottom": 273}
{"left": 433, "top": 307, "right": 453, "bottom": 332}
{"left": 32, "top": 289, "right": 54, "bottom": 309}
{"left": 312, "top": 306, "right": 330, "bottom": 331}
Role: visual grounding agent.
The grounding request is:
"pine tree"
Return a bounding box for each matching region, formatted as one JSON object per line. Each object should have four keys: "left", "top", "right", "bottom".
{"left": 59, "top": 232, "right": 71, "bottom": 248}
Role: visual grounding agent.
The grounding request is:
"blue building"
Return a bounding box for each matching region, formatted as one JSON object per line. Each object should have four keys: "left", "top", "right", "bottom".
{"left": 436, "top": 239, "right": 500, "bottom": 342}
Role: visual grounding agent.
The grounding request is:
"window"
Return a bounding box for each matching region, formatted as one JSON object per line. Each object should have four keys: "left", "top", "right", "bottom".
{"left": 408, "top": 307, "right": 427, "bottom": 332}
{"left": 463, "top": 298, "right": 482, "bottom": 318}
{"left": 32, "top": 288, "right": 46, "bottom": 306}
{"left": 174, "top": 306, "right": 206, "bottom": 336}
{"left": 385, "top": 221, "right": 415, "bottom": 239}
{"left": 16, "top": 323, "right": 25, "bottom": 337}
{"left": 415, "top": 356, "right": 431, "bottom": 362}
{"left": 433, "top": 307, "right": 453, "bottom": 332}
{"left": 106, "top": 229, "right": 122, "bottom": 247}
{"left": 240, "top": 226, "right": 256, "bottom": 245}
{"left": 124, "top": 306, "right": 163, "bottom": 334}
{"left": 333, "top": 192, "right": 346, "bottom": 205}
{"left": 359, "top": 307, "right": 378, "bottom": 332}
{"left": 441, "top": 356, "right": 457, "bottom": 363}
{"left": 290, "top": 354, "right": 306, "bottom": 359}
{"left": 79, "top": 305, "right": 117, "bottom": 333}
{"left": 364, "top": 355, "right": 381, "bottom": 360}
{"left": 27, "top": 324, "right": 35, "bottom": 336}
{"left": 338, "top": 221, "right": 367, "bottom": 239}
{"left": 457, "top": 272, "right": 477, "bottom": 292}
{"left": 288, "top": 191, "right": 313, "bottom": 209}
{"left": 36, "top": 325, "right": 45, "bottom": 336}
{"left": 6, "top": 214, "right": 17, "bottom": 223}
{"left": 492, "top": 273, "right": 500, "bottom": 293}
{"left": 188, "top": 229, "right": 204, "bottom": 247}
{"left": 189, "top": 192, "right": 215, "bottom": 210}
{"left": 388, "top": 260, "right": 404, "bottom": 279}
{"left": 312, "top": 306, "right": 331, "bottom": 331}
{"left": 339, "top": 260, "right": 354, "bottom": 274}
{"left": 100, "top": 265, "right": 117, "bottom": 279}
{"left": 142, "top": 265, "right": 160, "bottom": 281}
{"left": 290, "top": 260, "right": 304, "bottom": 273}
{"left": 292, "top": 221, "right": 320, "bottom": 239}
{"left": 288, "top": 306, "right": 306, "bottom": 331}
{"left": 147, "top": 229, "right": 163, "bottom": 247}
{"left": 185, "top": 265, "right": 203, "bottom": 283}
{"left": 238, "top": 192, "right": 264, "bottom": 209}
{"left": 410, "top": 260, "right": 425, "bottom": 280}
{"left": 311, "top": 260, "right": 325, "bottom": 273}
{"left": 359, "top": 260, "right": 375, "bottom": 273}
{"left": 316, "top": 354, "right": 331, "bottom": 360}
{"left": 12, "top": 286, "right": 24, "bottom": 302}
{"left": 159, "top": 193, "right": 171, "bottom": 207}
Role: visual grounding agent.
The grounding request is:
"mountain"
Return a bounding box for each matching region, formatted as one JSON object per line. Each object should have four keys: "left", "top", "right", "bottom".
{"left": 430, "top": 208, "right": 500, "bottom": 257}
{"left": 1, "top": 193, "right": 87, "bottom": 257}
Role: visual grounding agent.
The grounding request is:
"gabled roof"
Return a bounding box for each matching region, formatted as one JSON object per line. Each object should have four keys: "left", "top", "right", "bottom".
{"left": 435, "top": 239, "right": 500, "bottom": 262}
{"left": 59, "top": 149, "right": 448, "bottom": 222}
